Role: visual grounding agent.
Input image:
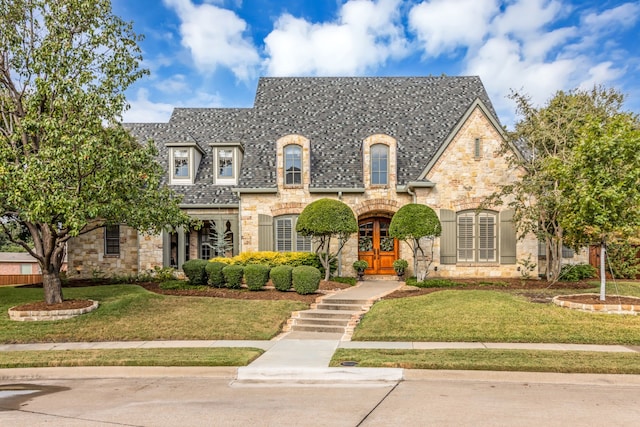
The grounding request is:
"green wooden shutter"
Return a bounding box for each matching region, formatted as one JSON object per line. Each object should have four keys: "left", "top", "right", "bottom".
{"left": 258, "top": 214, "right": 273, "bottom": 251}
{"left": 500, "top": 209, "right": 517, "bottom": 264}
{"left": 162, "top": 230, "right": 171, "bottom": 268}
{"left": 440, "top": 209, "right": 456, "bottom": 264}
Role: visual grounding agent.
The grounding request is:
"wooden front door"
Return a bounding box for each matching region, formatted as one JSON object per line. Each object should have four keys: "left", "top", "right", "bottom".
{"left": 358, "top": 218, "right": 398, "bottom": 275}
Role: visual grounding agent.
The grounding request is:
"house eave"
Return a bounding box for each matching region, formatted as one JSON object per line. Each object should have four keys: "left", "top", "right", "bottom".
{"left": 308, "top": 187, "right": 366, "bottom": 193}
{"left": 234, "top": 188, "right": 278, "bottom": 194}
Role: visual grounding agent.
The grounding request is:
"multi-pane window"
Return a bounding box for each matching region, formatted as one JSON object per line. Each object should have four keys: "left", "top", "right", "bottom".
{"left": 284, "top": 145, "right": 302, "bottom": 185}
{"left": 457, "top": 212, "right": 496, "bottom": 262}
{"left": 218, "top": 149, "right": 233, "bottom": 178}
{"left": 173, "top": 149, "right": 189, "bottom": 178}
{"left": 275, "top": 216, "right": 311, "bottom": 252}
{"left": 371, "top": 144, "right": 388, "bottom": 185}
{"left": 104, "top": 225, "right": 120, "bottom": 256}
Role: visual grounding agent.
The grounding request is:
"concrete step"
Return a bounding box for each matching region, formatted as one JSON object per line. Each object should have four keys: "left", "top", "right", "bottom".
{"left": 290, "top": 324, "right": 346, "bottom": 334}
{"left": 323, "top": 298, "right": 369, "bottom": 305}
{"left": 295, "top": 318, "right": 349, "bottom": 327}
{"left": 315, "top": 303, "right": 364, "bottom": 311}
{"left": 298, "top": 310, "right": 355, "bottom": 319}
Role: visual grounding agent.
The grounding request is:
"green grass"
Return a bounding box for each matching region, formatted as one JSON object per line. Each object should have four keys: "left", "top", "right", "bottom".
{"left": 0, "top": 348, "right": 263, "bottom": 368}
{"left": 331, "top": 349, "right": 640, "bottom": 374}
{"left": 353, "top": 282, "right": 640, "bottom": 344}
{"left": 0, "top": 285, "right": 308, "bottom": 343}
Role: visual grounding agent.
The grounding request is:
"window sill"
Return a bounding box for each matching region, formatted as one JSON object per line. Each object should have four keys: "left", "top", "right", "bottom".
{"left": 104, "top": 254, "right": 120, "bottom": 258}
{"left": 456, "top": 263, "right": 499, "bottom": 267}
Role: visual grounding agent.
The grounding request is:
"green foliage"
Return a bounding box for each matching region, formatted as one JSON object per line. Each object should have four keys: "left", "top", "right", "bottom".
{"left": 389, "top": 204, "right": 442, "bottom": 240}
{"left": 151, "top": 266, "right": 176, "bottom": 282}
{"left": 393, "top": 259, "right": 409, "bottom": 273}
{"left": 517, "top": 254, "right": 537, "bottom": 280}
{"left": 159, "top": 280, "right": 206, "bottom": 291}
{"left": 292, "top": 266, "right": 321, "bottom": 295}
{"left": 352, "top": 260, "right": 368, "bottom": 271}
{"left": 182, "top": 259, "right": 209, "bottom": 286}
{"left": 406, "top": 277, "right": 461, "bottom": 288}
{"left": 297, "top": 198, "right": 357, "bottom": 281}
{"left": 331, "top": 276, "right": 357, "bottom": 286}
{"left": 270, "top": 265, "right": 293, "bottom": 291}
{"left": 244, "top": 264, "right": 271, "bottom": 291}
{"left": 0, "top": 0, "right": 192, "bottom": 303}
{"left": 222, "top": 265, "right": 244, "bottom": 289}
{"left": 606, "top": 242, "right": 640, "bottom": 279}
{"left": 212, "top": 251, "right": 321, "bottom": 268}
{"left": 206, "top": 262, "right": 227, "bottom": 288}
{"left": 559, "top": 263, "right": 597, "bottom": 282}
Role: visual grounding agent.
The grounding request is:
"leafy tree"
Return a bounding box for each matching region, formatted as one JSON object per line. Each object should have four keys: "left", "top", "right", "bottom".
{"left": 558, "top": 113, "right": 640, "bottom": 299}
{"left": 296, "top": 198, "right": 358, "bottom": 281}
{"left": 486, "top": 87, "right": 628, "bottom": 282}
{"left": 0, "top": 220, "right": 32, "bottom": 252}
{"left": 389, "top": 204, "right": 441, "bottom": 281}
{"left": 0, "top": 0, "right": 191, "bottom": 304}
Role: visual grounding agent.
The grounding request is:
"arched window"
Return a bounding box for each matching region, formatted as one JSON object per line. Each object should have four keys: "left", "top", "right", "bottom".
{"left": 371, "top": 144, "right": 388, "bottom": 185}
{"left": 284, "top": 145, "right": 302, "bottom": 185}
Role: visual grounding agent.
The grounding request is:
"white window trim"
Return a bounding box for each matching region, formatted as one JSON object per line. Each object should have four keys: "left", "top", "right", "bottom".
{"left": 370, "top": 143, "right": 389, "bottom": 186}
{"left": 275, "top": 216, "right": 312, "bottom": 253}
{"left": 284, "top": 145, "right": 303, "bottom": 187}
{"left": 456, "top": 211, "right": 497, "bottom": 263}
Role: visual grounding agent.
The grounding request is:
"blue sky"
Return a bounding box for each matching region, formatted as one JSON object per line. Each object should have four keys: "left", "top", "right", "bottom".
{"left": 112, "top": 0, "right": 640, "bottom": 128}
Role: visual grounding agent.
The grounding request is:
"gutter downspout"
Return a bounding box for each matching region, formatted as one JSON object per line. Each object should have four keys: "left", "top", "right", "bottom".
{"left": 407, "top": 184, "right": 417, "bottom": 203}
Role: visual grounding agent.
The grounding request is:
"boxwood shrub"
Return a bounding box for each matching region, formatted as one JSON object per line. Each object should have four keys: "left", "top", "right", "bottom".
{"left": 244, "top": 264, "right": 271, "bottom": 291}
{"left": 181, "top": 259, "right": 209, "bottom": 286}
{"left": 292, "top": 266, "right": 321, "bottom": 295}
{"left": 270, "top": 265, "right": 293, "bottom": 291}
{"left": 222, "top": 264, "right": 244, "bottom": 289}
{"left": 206, "top": 261, "right": 227, "bottom": 288}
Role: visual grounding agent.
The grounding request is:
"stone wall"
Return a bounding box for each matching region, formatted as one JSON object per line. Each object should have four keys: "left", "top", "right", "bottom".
{"left": 67, "top": 225, "right": 139, "bottom": 278}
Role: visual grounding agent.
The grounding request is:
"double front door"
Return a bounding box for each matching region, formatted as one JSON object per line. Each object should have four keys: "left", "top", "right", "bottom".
{"left": 358, "top": 217, "right": 398, "bottom": 275}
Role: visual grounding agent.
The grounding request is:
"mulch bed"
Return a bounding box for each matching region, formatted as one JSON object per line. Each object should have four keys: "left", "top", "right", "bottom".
{"left": 11, "top": 299, "right": 95, "bottom": 311}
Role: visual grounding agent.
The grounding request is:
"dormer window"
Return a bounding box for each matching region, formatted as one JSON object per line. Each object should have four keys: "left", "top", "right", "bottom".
{"left": 211, "top": 143, "right": 243, "bottom": 185}
{"left": 173, "top": 149, "right": 190, "bottom": 178}
{"left": 371, "top": 144, "right": 388, "bottom": 185}
{"left": 284, "top": 145, "right": 302, "bottom": 186}
{"left": 167, "top": 143, "right": 203, "bottom": 185}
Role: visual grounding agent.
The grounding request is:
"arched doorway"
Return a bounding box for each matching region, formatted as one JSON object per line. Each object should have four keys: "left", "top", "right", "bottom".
{"left": 358, "top": 216, "right": 398, "bottom": 275}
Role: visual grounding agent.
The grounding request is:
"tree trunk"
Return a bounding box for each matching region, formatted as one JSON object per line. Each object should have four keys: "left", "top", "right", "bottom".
{"left": 600, "top": 241, "right": 606, "bottom": 301}
{"left": 43, "top": 270, "right": 64, "bottom": 304}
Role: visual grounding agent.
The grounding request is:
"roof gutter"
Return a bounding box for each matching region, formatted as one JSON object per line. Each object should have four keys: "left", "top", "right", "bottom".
{"left": 396, "top": 181, "right": 436, "bottom": 204}
{"left": 233, "top": 188, "right": 278, "bottom": 194}
{"left": 308, "top": 188, "right": 366, "bottom": 194}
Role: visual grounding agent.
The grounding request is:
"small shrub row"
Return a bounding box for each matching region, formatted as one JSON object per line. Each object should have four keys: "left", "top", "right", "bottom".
{"left": 181, "top": 259, "right": 321, "bottom": 294}
{"left": 210, "top": 251, "right": 336, "bottom": 276}
{"left": 559, "top": 263, "right": 597, "bottom": 282}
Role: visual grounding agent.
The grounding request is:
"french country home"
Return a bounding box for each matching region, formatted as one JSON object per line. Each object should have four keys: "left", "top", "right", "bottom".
{"left": 68, "top": 76, "right": 582, "bottom": 278}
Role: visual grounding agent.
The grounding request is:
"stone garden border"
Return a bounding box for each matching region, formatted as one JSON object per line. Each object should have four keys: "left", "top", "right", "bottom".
{"left": 8, "top": 300, "right": 99, "bottom": 321}
{"left": 552, "top": 294, "right": 640, "bottom": 315}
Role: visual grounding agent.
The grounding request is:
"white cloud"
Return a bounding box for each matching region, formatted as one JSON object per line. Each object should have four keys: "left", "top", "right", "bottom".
{"left": 408, "top": 0, "right": 498, "bottom": 56}
{"left": 264, "top": 0, "right": 408, "bottom": 76}
{"left": 578, "top": 62, "right": 625, "bottom": 90}
{"left": 123, "top": 88, "right": 175, "bottom": 123}
{"left": 491, "top": 0, "right": 564, "bottom": 37}
{"left": 582, "top": 2, "right": 640, "bottom": 31}
{"left": 163, "top": 0, "right": 260, "bottom": 80}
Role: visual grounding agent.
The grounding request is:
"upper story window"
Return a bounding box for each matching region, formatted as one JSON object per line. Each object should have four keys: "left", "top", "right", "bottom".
{"left": 168, "top": 143, "right": 203, "bottom": 185}
{"left": 284, "top": 145, "right": 302, "bottom": 186}
{"left": 104, "top": 225, "right": 120, "bottom": 256}
{"left": 211, "top": 143, "right": 243, "bottom": 185}
{"left": 371, "top": 144, "right": 388, "bottom": 185}
{"left": 173, "top": 149, "right": 189, "bottom": 178}
{"left": 218, "top": 149, "right": 234, "bottom": 178}
{"left": 457, "top": 211, "right": 496, "bottom": 262}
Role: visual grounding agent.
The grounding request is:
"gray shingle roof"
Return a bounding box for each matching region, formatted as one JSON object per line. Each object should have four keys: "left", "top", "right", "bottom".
{"left": 125, "top": 76, "right": 499, "bottom": 205}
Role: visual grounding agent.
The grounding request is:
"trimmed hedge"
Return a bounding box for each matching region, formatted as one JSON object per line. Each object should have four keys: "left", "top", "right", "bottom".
{"left": 292, "top": 266, "right": 321, "bottom": 295}
{"left": 206, "top": 261, "right": 227, "bottom": 288}
{"left": 222, "top": 265, "right": 244, "bottom": 289}
{"left": 270, "top": 265, "right": 293, "bottom": 291}
{"left": 210, "top": 251, "right": 335, "bottom": 275}
{"left": 182, "top": 259, "right": 209, "bottom": 286}
{"left": 244, "top": 264, "right": 271, "bottom": 291}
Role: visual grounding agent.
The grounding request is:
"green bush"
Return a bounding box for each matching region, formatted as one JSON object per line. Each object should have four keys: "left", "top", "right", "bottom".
{"left": 222, "top": 265, "right": 244, "bottom": 289}
{"left": 559, "top": 263, "right": 597, "bottom": 281}
{"left": 211, "top": 251, "right": 335, "bottom": 277}
{"left": 244, "top": 264, "right": 271, "bottom": 291}
{"left": 270, "top": 265, "right": 293, "bottom": 291}
{"left": 151, "top": 266, "right": 176, "bottom": 282}
{"left": 606, "top": 242, "right": 640, "bottom": 279}
{"left": 206, "top": 261, "right": 227, "bottom": 288}
{"left": 182, "top": 259, "right": 209, "bottom": 286}
{"left": 292, "top": 266, "right": 321, "bottom": 295}
{"left": 331, "top": 276, "right": 356, "bottom": 286}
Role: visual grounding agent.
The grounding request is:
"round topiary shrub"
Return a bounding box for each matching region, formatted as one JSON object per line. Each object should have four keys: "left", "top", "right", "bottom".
{"left": 181, "top": 259, "right": 209, "bottom": 286}
{"left": 206, "top": 261, "right": 227, "bottom": 288}
{"left": 222, "top": 264, "right": 244, "bottom": 289}
{"left": 270, "top": 265, "right": 293, "bottom": 291}
{"left": 292, "top": 266, "right": 321, "bottom": 295}
{"left": 244, "top": 264, "right": 271, "bottom": 291}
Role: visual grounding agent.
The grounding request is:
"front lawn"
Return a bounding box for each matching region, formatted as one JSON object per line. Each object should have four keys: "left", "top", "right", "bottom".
{"left": 353, "top": 282, "right": 640, "bottom": 344}
{"left": 0, "top": 285, "right": 308, "bottom": 343}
